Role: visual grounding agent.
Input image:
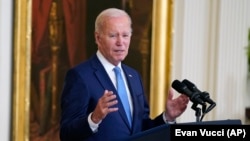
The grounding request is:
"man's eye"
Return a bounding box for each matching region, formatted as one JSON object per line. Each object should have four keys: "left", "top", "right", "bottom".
{"left": 109, "top": 34, "right": 116, "bottom": 38}
{"left": 123, "top": 34, "right": 129, "bottom": 37}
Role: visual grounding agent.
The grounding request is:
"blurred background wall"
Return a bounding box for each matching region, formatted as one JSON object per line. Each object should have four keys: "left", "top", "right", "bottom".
{"left": 0, "top": 0, "right": 12, "bottom": 141}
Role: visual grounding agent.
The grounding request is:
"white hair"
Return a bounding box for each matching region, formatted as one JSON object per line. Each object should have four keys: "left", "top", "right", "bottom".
{"left": 95, "top": 8, "right": 132, "bottom": 33}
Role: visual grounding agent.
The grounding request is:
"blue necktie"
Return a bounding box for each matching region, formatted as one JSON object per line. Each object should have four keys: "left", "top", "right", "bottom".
{"left": 114, "top": 66, "right": 132, "bottom": 127}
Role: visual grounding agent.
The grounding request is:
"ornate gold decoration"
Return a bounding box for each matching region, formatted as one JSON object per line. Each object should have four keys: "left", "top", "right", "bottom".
{"left": 48, "top": 0, "right": 63, "bottom": 126}
{"left": 12, "top": 0, "right": 32, "bottom": 141}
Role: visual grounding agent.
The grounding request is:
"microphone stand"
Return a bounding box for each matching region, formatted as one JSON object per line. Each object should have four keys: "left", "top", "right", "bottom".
{"left": 191, "top": 92, "right": 216, "bottom": 122}
{"left": 200, "top": 92, "right": 216, "bottom": 114}
{"left": 191, "top": 103, "right": 203, "bottom": 122}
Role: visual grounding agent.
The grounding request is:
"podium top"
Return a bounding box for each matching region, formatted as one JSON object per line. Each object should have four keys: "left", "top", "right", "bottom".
{"left": 179, "top": 119, "right": 242, "bottom": 125}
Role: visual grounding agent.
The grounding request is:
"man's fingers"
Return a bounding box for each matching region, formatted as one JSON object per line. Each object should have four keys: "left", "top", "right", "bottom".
{"left": 168, "top": 88, "right": 174, "bottom": 100}
{"left": 179, "top": 94, "right": 189, "bottom": 103}
{"left": 100, "top": 90, "right": 118, "bottom": 110}
{"left": 103, "top": 90, "right": 113, "bottom": 96}
{"left": 107, "top": 99, "right": 118, "bottom": 107}
{"left": 108, "top": 107, "right": 119, "bottom": 113}
{"left": 103, "top": 90, "right": 117, "bottom": 101}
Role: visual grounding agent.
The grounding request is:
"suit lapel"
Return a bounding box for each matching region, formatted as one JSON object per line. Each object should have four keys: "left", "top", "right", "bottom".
{"left": 91, "top": 55, "right": 116, "bottom": 91}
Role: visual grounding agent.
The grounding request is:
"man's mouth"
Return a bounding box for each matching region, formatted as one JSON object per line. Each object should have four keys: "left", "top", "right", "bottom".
{"left": 114, "top": 50, "right": 124, "bottom": 53}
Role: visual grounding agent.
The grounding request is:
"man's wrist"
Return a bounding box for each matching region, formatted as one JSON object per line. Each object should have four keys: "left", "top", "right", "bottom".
{"left": 162, "top": 111, "right": 176, "bottom": 124}
{"left": 88, "top": 113, "right": 101, "bottom": 133}
{"left": 166, "top": 120, "right": 176, "bottom": 124}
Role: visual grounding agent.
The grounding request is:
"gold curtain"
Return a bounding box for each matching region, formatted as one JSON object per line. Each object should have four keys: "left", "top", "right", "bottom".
{"left": 150, "top": 0, "right": 173, "bottom": 118}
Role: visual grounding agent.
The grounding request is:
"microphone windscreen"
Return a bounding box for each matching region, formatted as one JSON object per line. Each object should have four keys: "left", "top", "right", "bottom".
{"left": 171, "top": 80, "right": 185, "bottom": 94}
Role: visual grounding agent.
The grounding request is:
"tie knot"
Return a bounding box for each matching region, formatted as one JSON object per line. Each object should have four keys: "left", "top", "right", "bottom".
{"left": 114, "top": 66, "right": 121, "bottom": 75}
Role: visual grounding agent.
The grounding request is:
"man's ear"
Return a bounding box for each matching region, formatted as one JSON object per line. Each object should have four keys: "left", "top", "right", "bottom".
{"left": 95, "top": 32, "right": 100, "bottom": 40}
{"left": 95, "top": 32, "right": 100, "bottom": 44}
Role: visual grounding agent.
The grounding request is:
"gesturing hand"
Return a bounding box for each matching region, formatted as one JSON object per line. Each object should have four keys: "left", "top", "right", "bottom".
{"left": 165, "top": 88, "right": 189, "bottom": 121}
{"left": 91, "top": 90, "right": 118, "bottom": 123}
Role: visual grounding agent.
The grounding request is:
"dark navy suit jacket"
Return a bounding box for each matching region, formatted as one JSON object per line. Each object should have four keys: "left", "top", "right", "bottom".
{"left": 60, "top": 54, "right": 165, "bottom": 141}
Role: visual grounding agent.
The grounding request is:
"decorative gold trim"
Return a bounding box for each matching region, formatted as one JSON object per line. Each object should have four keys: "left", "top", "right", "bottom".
{"left": 150, "top": 0, "right": 173, "bottom": 118}
{"left": 12, "top": 0, "right": 31, "bottom": 141}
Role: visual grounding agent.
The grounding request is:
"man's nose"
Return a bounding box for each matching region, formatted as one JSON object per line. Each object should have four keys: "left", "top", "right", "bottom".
{"left": 116, "top": 36, "right": 123, "bottom": 45}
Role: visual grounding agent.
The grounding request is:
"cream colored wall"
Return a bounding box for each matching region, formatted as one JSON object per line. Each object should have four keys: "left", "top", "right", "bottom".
{"left": 172, "top": 0, "right": 250, "bottom": 124}
{"left": 0, "top": 0, "right": 13, "bottom": 140}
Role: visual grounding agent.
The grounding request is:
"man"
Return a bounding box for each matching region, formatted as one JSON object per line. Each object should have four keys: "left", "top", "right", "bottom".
{"left": 60, "top": 8, "right": 189, "bottom": 141}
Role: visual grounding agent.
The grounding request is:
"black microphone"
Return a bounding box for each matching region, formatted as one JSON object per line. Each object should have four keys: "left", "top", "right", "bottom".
{"left": 182, "top": 79, "right": 216, "bottom": 114}
{"left": 182, "top": 79, "right": 215, "bottom": 105}
{"left": 171, "top": 80, "right": 205, "bottom": 106}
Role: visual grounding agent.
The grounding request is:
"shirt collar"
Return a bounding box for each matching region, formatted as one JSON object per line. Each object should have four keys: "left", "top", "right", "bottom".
{"left": 96, "top": 50, "right": 121, "bottom": 71}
